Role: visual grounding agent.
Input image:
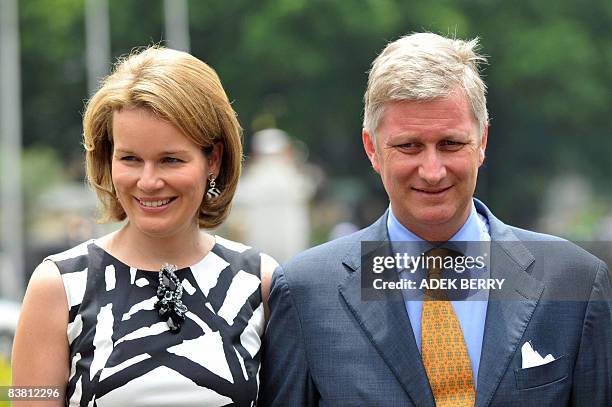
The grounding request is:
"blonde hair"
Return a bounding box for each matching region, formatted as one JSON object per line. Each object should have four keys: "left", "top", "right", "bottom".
{"left": 83, "top": 46, "right": 242, "bottom": 228}
{"left": 363, "top": 32, "right": 488, "bottom": 141}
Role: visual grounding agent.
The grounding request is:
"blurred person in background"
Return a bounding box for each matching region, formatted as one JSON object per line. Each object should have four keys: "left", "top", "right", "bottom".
{"left": 261, "top": 33, "right": 611, "bottom": 406}
{"left": 12, "top": 46, "right": 276, "bottom": 406}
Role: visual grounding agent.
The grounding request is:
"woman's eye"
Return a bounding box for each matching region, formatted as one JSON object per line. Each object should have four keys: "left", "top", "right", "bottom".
{"left": 120, "top": 156, "right": 138, "bottom": 161}
{"left": 162, "top": 157, "right": 183, "bottom": 164}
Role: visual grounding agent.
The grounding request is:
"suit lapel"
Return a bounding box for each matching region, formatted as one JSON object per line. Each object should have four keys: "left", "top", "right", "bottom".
{"left": 338, "top": 213, "right": 436, "bottom": 407}
{"left": 474, "top": 201, "right": 545, "bottom": 407}
{"left": 335, "top": 204, "right": 545, "bottom": 407}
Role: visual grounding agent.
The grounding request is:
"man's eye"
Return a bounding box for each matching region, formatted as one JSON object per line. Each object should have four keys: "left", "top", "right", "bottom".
{"left": 440, "top": 140, "right": 465, "bottom": 150}
{"left": 400, "top": 143, "right": 415, "bottom": 148}
{"left": 396, "top": 143, "right": 420, "bottom": 151}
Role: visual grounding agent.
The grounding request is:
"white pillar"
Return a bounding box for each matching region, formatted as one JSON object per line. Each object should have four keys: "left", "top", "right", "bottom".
{"left": 85, "top": 0, "right": 111, "bottom": 95}
{"left": 0, "top": 0, "right": 24, "bottom": 300}
{"left": 163, "top": 0, "right": 190, "bottom": 52}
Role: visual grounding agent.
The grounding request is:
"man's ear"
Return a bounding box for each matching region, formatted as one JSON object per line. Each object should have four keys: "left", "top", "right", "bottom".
{"left": 208, "top": 141, "right": 224, "bottom": 176}
{"left": 362, "top": 129, "right": 381, "bottom": 173}
{"left": 478, "top": 123, "right": 488, "bottom": 167}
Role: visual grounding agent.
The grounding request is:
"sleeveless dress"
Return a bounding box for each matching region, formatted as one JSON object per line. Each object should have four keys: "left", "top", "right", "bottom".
{"left": 47, "top": 235, "right": 275, "bottom": 407}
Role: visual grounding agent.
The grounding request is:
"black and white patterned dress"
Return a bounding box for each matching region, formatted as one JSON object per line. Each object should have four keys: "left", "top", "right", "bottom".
{"left": 47, "top": 235, "right": 276, "bottom": 407}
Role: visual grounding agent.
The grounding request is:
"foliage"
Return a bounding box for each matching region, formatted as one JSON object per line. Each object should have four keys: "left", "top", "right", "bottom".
{"left": 0, "top": 356, "right": 10, "bottom": 407}
{"left": 21, "top": 147, "right": 68, "bottom": 228}
{"left": 20, "top": 0, "right": 86, "bottom": 162}
{"left": 16, "top": 0, "right": 612, "bottom": 227}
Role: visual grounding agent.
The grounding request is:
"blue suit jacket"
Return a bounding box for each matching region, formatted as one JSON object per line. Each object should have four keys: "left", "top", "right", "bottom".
{"left": 260, "top": 202, "right": 611, "bottom": 406}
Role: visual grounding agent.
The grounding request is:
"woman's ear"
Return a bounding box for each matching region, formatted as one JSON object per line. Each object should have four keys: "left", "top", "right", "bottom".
{"left": 208, "top": 142, "right": 224, "bottom": 176}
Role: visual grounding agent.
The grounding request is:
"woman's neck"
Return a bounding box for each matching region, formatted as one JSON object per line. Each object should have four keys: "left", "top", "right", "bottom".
{"left": 100, "top": 222, "right": 215, "bottom": 271}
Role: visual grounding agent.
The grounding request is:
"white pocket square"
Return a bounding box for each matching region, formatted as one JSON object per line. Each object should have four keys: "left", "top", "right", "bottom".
{"left": 521, "top": 341, "right": 556, "bottom": 369}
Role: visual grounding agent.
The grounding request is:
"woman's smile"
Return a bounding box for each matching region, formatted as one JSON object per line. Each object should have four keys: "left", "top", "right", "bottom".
{"left": 111, "top": 108, "right": 210, "bottom": 239}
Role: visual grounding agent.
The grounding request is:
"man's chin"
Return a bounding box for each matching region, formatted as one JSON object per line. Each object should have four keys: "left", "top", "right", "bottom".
{"left": 415, "top": 214, "right": 456, "bottom": 228}
{"left": 398, "top": 208, "right": 460, "bottom": 232}
{"left": 406, "top": 206, "right": 455, "bottom": 224}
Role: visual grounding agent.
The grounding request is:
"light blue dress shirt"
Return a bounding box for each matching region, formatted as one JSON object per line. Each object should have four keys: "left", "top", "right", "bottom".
{"left": 387, "top": 201, "right": 490, "bottom": 388}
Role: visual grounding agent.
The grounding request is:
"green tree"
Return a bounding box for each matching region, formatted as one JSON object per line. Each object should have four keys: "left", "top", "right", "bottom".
{"left": 16, "top": 0, "right": 612, "bottom": 228}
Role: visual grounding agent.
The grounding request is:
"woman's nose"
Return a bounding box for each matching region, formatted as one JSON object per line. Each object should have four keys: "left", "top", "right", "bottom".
{"left": 136, "top": 162, "right": 164, "bottom": 191}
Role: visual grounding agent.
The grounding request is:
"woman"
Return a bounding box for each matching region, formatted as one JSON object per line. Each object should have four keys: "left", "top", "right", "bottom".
{"left": 12, "top": 46, "right": 276, "bottom": 406}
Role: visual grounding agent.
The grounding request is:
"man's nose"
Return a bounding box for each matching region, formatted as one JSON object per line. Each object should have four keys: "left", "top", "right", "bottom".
{"left": 137, "top": 162, "right": 164, "bottom": 191}
{"left": 418, "top": 149, "right": 447, "bottom": 185}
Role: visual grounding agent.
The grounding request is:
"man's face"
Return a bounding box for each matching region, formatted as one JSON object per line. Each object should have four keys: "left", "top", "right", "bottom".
{"left": 363, "top": 91, "right": 488, "bottom": 241}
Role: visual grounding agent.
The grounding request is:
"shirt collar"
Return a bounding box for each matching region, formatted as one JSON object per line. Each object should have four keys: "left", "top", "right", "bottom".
{"left": 387, "top": 200, "right": 491, "bottom": 299}
{"left": 387, "top": 200, "right": 490, "bottom": 244}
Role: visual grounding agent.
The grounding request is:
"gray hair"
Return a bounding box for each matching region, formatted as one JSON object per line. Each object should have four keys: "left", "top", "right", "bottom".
{"left": 363, "top": 32, "right": 488, "bottom": 141}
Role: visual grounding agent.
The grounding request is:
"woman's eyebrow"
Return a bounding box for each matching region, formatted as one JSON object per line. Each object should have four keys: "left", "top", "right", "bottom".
{"left": 113, "top": 149, "right": 190, "bottom": 154}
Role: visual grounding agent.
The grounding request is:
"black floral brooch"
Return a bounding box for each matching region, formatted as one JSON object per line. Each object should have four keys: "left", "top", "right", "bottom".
{"left": 155, "top": 263, "right": 188, "bottom": 333}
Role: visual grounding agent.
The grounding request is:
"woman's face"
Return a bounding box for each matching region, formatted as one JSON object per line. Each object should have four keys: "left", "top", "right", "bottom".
{"left": 111, "top": 107, "right": 221, "bottom": 239}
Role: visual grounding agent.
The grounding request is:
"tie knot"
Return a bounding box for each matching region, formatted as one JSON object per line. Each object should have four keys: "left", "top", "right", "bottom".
{"left": 424, "top": 247, "right": 462, "bottom": 275}
{"left": 423, "top": 247, "right": 463, "bottom": 303}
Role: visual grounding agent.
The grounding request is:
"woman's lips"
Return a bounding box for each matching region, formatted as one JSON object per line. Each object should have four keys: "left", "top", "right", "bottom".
{"left": 134, "top": 197, "right": 177, "bottom": 212}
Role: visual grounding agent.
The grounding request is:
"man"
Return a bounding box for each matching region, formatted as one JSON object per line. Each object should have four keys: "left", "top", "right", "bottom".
{"left": 260, "top": 33, "right": 611, "bottom": 406}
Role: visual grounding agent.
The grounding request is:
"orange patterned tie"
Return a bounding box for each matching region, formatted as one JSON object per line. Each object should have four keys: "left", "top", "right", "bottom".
{"left": 421, "top": 248, "right": 475, "bottom": 407}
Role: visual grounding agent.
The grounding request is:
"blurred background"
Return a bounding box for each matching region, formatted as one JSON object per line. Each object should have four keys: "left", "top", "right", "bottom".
{"left": 1, "top": 0, "right": 611, "bottom": 393}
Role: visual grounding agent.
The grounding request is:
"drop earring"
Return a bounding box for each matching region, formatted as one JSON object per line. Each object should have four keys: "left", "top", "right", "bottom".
{"left": 206, "top": 173, "right": 221, "bottom": 199}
